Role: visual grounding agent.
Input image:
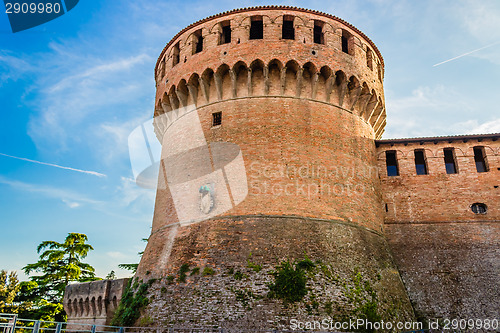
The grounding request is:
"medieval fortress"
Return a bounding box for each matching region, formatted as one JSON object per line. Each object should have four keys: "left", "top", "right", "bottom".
{"left": 64, "top": 6, "right": 499, "bottom": 330}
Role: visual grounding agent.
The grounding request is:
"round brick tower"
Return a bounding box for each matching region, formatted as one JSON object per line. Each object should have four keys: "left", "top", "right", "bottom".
{"left": 138, "top": 6, "right": 414, "bottom": 328}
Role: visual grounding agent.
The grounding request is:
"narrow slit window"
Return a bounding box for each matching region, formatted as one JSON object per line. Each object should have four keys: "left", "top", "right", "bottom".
{"left": 473, "top": 146, "right": 489, "bottom": 172}
{"left": 220, "top": 21, "right": 231, "bottom": 44}
{"left": 249, "top": 16, "right": 263, "bottom": 40}
{"left": 386, "top": 151, "right": 399, "bottom": 176}
{"left": 172, "top": 42, "right": 180, "bottom": 66}
{"left": 193, "top": 29, "right": 203, "bottom": 54}
{"left": 443, "top": 148, "right": 458, "bottom": 174}
{"left": 282, "top": 16, "right": 295, "bottom": 40}
{"left": 314, "top": 21, "right": 324, "bottom": 44}
{"left": 212, "top": 112, "right": 222, "bottom": 127}
{"left": 414, "top": 150, "right": 428, "bottom": 175}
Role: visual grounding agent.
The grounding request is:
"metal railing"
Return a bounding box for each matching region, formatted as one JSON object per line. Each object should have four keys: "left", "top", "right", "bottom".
{"left": 1, "top": 314, "right": 431, "bottom": 333}
{"left": 0, "top": 314, "right": 157, "bottom": 333}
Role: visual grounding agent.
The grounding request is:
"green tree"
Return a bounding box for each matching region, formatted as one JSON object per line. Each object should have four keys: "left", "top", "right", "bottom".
{"left": 17, "top": 233, "right": 99, "bottom": 322}
{"left": 105, "top": 270, "right": 116, "bottom": 280}
{"left": 0, "top": 270, "right": 20, "bottom": 313}
{"left": 23, "top": 233, "right": 97, "bottom": 303}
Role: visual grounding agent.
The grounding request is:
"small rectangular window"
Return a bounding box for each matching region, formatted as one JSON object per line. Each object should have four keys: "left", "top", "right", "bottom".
{"left": 172, "top": 42, "right": 180, "bottom": 66}
{"left": 193, "top": 29, "right": 203, "bottom": 54}
{"left": 282, "top": 16, "right": 295, "bottom": 40}
{"left": 473, "top": 146, "right": 489, "bottom": 172}
{"left": 212, "top": 112, "right": 222, "bottom": 126}
{"left": 414, "top": 150, "right": 428, "bottom": 175}
{"left": 249, "top": 16, "right": 263, "bottom": 40}
{"left": 314, "top": 21, "right": 324, "bottom": 44}
{"left": 386, "top": 151, "right": 399, "bottom": 176}
{"left": 220, "top": 21, "right": 231, "bottom": 44}
{"left": 443, "top": 148, "right": 458, "bottom": 174}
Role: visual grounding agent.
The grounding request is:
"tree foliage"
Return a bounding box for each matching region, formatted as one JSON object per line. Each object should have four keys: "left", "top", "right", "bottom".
{"left": 23, "top": 233, "right": 97, "bottom": 303}
{"left": 0, "top": 270, "right": 21, "bottom": 313}
{"left": 0, "top": 233, "right": 99, "bottom": 322}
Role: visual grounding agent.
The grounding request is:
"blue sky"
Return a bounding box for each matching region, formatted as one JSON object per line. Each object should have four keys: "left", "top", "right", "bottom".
{"left": 1, "top": 0, "right": 499, "bottom": 280}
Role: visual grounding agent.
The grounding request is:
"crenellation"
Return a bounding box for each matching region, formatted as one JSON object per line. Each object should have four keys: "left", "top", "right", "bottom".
{"left": 377, "top": 135, "right": 499, "bottom": 224}
{"left": 64, "top": 279, "right": 129, "bottom": 328}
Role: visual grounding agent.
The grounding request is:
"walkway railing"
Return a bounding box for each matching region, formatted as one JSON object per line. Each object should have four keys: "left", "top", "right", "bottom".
{"left": 1, "top": 314, "right": 431, "bottom": 333}
{"left": 0, "top": 314, "right": 156, "bottom": 333}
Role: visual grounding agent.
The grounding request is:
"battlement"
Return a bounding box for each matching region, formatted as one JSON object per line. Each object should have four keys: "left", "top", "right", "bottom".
{"left": 153, "top": 6, "right": 386, "bottom": 141}
{"left": 63, "top": 279, "right": 129, "bottom": 327}
{"left": 376, "top": 133, "right": 500, "bottom": 223}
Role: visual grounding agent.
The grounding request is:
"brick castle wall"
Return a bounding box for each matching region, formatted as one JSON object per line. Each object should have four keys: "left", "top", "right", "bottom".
{"left": 377, "top": 135, "right": 500, "bottom": 320}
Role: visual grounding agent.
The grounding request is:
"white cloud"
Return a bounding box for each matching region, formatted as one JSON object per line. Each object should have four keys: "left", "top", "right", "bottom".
{"left": 95, "top": 113, "right": 153, "bottom": 166}
{"left": 0, "top": 176, "right": 102, "bottom": 207}
{"left": 62, "top": 199, "right": 81, "bottom": 208}
{"left": 106, "top": 251, "right": 126, "bottom": 259}
{"left": 0, "top": 52, "right": 34, "bottom": 86}
{"left": 117, "top": 176, "right": 155, "bottom": 211}
{"left": 0, "top": 152, "right": 106, "bottom": 177}
{"left": 26, "top": 42, "right": 155, "bottom": 156}
{"left": 384, "top": 85, "right": 475, "bottom": 138}
{"left": 465, "top": 118, "right": 500, "bottom": 134}
{"left": 48, "top": 54, "right": 151, "bottom": 93}
{"left": 447, "top": 0, "right": 500, "bottom": 65}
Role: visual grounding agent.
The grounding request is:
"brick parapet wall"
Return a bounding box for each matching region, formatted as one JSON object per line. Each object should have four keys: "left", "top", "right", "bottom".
{"left": 376, "top": 136, "right": 500, "bottom": 223}
{"left": 152, "top": 7, "right": 386, "bottom": 140}
{"left": 63, "top": 279, "right": 129, "bottom": 327}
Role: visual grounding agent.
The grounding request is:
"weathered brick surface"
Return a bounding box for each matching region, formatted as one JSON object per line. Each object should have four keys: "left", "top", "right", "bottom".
{"left": 385, "top": 222, "right": 500, "bottom": 320}
{"left": 143, "top": 217, "right": 414, "bottom": 329}
{"left": 377, "top": 136, "right": 500, "bottom": 322}
{"left": 63, "top": 279, "right": 129, "bottom": 328}
{"left": 134, "top": 6, "right": 414, "bottom": 328}
{"left": 377, "top": 138, "right": 499, "bottom": 223}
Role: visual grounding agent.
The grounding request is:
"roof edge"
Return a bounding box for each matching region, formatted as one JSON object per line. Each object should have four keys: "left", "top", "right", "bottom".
{"left": 376, "top": 133, "right": 500, "bottom": 146}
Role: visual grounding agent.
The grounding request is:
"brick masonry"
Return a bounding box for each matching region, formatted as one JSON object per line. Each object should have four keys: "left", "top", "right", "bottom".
{"left": 63, "top": 279, "right": 129, "bottom": 328}
{"left": 136, "top": 6, "right": 413, "bottom": 328}
{"left": 377, "top": 135, "right": 500, "bottom": 321}
{"left": 64, "top": 6, "right": 499, "bottom": 329}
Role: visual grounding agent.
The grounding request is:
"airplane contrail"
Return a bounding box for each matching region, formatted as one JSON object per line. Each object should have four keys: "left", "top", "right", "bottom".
{"left": 433, "top": 41, "right": 500, "bottom": 67}
{"left": 0, "top": 152, "right": 107, "bottom": 178}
